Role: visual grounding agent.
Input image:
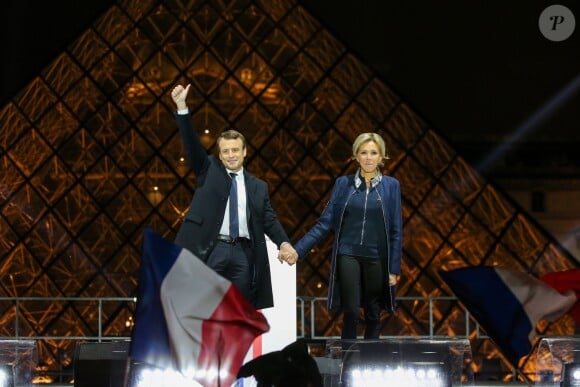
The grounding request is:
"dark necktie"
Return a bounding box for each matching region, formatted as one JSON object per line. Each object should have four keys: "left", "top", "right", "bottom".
{"left": 229, "top": 173, "right": 239, "bottom": 238}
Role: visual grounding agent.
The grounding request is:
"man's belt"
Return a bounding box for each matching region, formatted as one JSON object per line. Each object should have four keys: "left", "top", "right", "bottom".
{"left": 217, "top": 234, "right": 249, "bottom": 245}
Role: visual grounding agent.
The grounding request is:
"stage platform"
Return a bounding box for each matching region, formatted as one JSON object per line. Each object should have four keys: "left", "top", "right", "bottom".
{"left": 5, "top": 337, "right": 580, "bottom": 386}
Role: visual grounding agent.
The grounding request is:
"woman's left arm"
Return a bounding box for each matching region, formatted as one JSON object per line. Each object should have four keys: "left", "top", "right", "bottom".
{"left": 389, "top": 178, "right": 403, "bottom": 276}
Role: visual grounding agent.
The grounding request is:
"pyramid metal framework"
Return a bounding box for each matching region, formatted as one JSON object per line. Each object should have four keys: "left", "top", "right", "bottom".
{"left": 0, "top": 0, "right": 577, "bottom": 379}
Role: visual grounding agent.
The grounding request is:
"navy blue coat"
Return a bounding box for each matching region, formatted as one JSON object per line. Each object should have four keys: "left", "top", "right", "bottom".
{"left": 174, "top": 113, "right": 290, "bottom": 309}
{"left": 294, "top": 173, "right": 403, "bottom": 312}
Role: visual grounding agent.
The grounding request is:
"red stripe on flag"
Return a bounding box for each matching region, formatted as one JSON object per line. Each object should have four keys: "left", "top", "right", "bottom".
{"left": 252, "top": 324, "right": 263, "bottom": 358}
{"left": 197, "top": 285, "right": 269, "bottom": 387}
{"left": 541, "top": 269, "right": 580, "bottom": 324}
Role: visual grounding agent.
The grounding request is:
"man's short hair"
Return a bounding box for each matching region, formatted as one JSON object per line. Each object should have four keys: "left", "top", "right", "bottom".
{"left": 217, "top": 129, "right": 247, "bottom": 149}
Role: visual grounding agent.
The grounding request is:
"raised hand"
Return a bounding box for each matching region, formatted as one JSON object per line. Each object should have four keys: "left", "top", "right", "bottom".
{"left": 171, "top": 84, "right": 191, "bottom": 110}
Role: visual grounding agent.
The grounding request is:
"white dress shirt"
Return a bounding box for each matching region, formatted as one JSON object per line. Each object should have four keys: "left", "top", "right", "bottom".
{"left": 219, "top": 167, "right": 250, "bottom": 239}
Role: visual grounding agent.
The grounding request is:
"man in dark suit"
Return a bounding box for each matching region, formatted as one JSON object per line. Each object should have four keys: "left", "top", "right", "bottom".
{"left": 170, "top": 84, "right": 297, "bottom": 309}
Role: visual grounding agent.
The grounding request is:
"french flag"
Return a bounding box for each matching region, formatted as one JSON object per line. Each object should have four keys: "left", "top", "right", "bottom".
{"left": 541, "top": 269, "right": 580, "bottom": 324}
{"left": 440, "top": 266, "right": 577, "bottom": 365}
{"left": 130, "top": 228, "right": 270, "bottom": 387}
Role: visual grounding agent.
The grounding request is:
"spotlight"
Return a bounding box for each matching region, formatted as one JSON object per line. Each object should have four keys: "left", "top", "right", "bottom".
{"left": 336, "top": 341, "right": 453, "bottom": 387}
{"left": 0, "top": 364, "right": 14, "bottom": 387}
{"left": 562, "top": 362, "right": 580, "bottom": 387}
{"left": 126, "top": 362, "right": 203, "bottom": 387}
{"left": 345, "top": 363, "right": 449, "bottom": 387}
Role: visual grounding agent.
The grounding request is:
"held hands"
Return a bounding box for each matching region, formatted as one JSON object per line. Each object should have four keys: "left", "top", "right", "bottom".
{"left": 171, "top": 84, "right": 190, "bottom": 111}
{"left": 278, "top": 243, "right": 299, "bottom": 266}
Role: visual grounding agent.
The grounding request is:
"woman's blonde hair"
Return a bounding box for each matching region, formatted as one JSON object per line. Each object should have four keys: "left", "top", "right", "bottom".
{"left": 352, "top": 132, "right": 388, "bottom": 166}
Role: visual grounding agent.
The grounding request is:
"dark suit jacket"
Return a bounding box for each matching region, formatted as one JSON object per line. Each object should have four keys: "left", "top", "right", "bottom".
{"left": 174, "top": 113, "right": 290, "bottom": 309}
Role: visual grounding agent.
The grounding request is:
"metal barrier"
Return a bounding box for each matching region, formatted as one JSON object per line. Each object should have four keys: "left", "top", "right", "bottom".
{"left": 0, "top": 296, "right": 136, "bottom": 342}
{"left": 0, "top": 295, "right": 487, "bottom": 341}
{"left": 297, "top": 295, "right": 489, "bottom": 340}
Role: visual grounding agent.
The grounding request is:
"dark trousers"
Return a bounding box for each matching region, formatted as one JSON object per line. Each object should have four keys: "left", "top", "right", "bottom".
{"left": 206, "top": 239, "right": 255, "bottom": 304}
{"left": 337, "top": 254, "right": 383, "bottom": 339}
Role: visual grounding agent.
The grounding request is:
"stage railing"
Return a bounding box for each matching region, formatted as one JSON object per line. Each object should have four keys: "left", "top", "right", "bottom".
{"left": 0, "top": 296, "right": 136, "bottom": 342}
{"left": 0, "top": 295, "right": 486, "bottom": 341}
{"left": 296, "top": 295, "right": 489, "bottom": 340}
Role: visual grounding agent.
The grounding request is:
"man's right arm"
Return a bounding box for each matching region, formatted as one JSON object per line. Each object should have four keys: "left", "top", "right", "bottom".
{"left": 171, "top": 84, "right": 209, "bottom": 176}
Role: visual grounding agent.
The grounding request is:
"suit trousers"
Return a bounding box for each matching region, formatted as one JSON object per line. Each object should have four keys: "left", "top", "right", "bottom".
{"left": 337, "top": 254, "right": 383, "bottom": 339}
{"left": 206, "top": 239, "right": 255, "bottom": 305}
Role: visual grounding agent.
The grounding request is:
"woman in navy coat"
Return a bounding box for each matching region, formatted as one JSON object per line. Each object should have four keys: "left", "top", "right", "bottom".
{"left": 293, "top": 133, "right": 403, "bottom": 339}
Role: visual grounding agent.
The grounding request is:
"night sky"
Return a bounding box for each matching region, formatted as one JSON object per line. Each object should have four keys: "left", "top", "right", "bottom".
{"left": 2, "top": 0, "right": 578, "bottom": 168}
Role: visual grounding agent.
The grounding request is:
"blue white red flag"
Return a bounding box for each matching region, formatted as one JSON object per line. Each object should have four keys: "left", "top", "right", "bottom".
{"left": 440, "top": 266, "right": 576, "bottom": 365}
{"left": 540, "top": 269, "right": 580, "bottom": 324}
{"left": 130, "top": 228, "right": 270, "bottom": 387}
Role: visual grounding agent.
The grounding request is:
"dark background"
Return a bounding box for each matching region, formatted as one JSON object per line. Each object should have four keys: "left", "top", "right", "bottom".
{"left": 1, "top": 0, "right": 578, "bottom": 174}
